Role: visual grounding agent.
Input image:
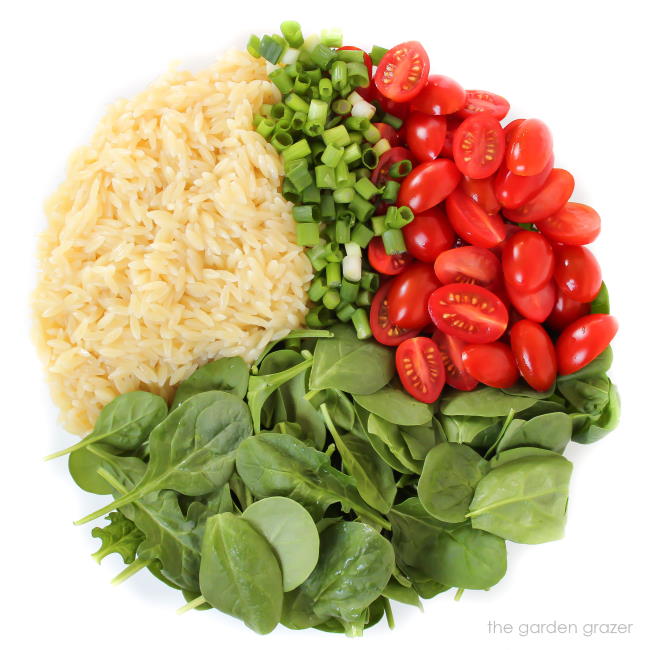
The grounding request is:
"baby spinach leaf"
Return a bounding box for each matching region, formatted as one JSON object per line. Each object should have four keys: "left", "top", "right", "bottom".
{"left": 401, "top": 420, "right": 445, "bottom": 461}
{"left": 495, "top": 412, "right": 572, "bottom": 454}
{"left": 468, "top": 453, "right": 573, "bottom": 544}
{"left": 200, "top": 513, "right": 283, "bottom": 635}
{"left": 417, "top": 443, "right": 489, "bottom": 523}
{"left": 515, "top": 399, "right": 567, "bottom": 420}
{"left": 91, "top": 511, "right": 144, "bottom": 564}
{"left": 253, "top": 329, "right": 334, "bottom": 369}
{"left": 500, "top": 381, "right": 556, "bottom": 399}
{"left": 312, "top": 389, "right": 356, "bottom": 431}
{"left": 590, "top": 282, "right": 610, "bottom": 314}
{"left": 572, "top": 381, "right": 621, "bottom": 444}
{"left": 76, "top": 391, "right": 252, "bottom": 525}
{"left": 489, "top": 446, "right": 559, "bottom": 469}
{"left": 47, "top": 392, "right": 168, "bottom": 461}
{"left": 235, "top": 433, "right": 390, "bottom": 528}
{"left": 312, "top": 597, "right": 386, "bottom": 635}
{"left": 557, "top": 373, "right": 611, "bottom": 415}
{"left": 412, "top": 579, "right": 450, "bottom": 599}
{"left": 439, "top": 414, "right": 500, "bottom": 447}
{"left": 557, "top": 346, "right": 613, "bottom": 382}
{"left": 242, "top": 497, "right": 319, "bottom": 592}
{"left": 388, "top": 497, "right": 506, "bottom": 590}
{"left": 382, "top": 578, "right": 423, "bottom": 610}
{"left": 352, "top": 386, "right": 433, "bottom": 426}
{"left": 283, "top": 522, "right": 394, "bottom": 633}
{"left": 309, "top": 324, "right": 394, "bottom": 395}
{"left": 171, "top": 357, "right": 248, "bottom": 409}
{"left": 440, "top": 387, "right": 538, "bottom": 417}
{"left": 366, "top": 414, "right": 422, "bottom": 474}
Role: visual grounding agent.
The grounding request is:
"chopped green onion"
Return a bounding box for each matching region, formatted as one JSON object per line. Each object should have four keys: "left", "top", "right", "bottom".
{"left": 350, "top": 99, "right": 376, "bottom": 119}
{"left": 322, "top": 289, "right": 341, "bottom": 310}
{"left": 324, "top": 242, "right": 343, "bottom": 262}
{"left": 349, "top": 193, "right": 374, "bottom": 222}
{"left": 383, "top": 112, "right": 404, "bottom": 130}
{"left": 284, "top": 92, "right": 310, "bottom": 114}
{"left": 320, "top": 28, "right": 343, "bottom": 48}
{"left": 311, "top": 43, "right": 337, "bottom": 70}
{"left": 315, "top": 164, "right": 337, "bottom": 189}
{"left": 345, "top": 116, "right": 371, "bottom": 132}
{"left": 308, "top": 275, "right": 328, "bottom": 301}
{"left": 363, "top": 123, "right": 381, "bottom": 144}
{"left": 255, "top": 118, "right": 275, "bottom": 139}
{"left": 323, "top": 124, "right": 351, "bottom": 148}
{"left": 320, "top": 191, "right": 336, "bottom": 220}
{"left": 346, "top": 62, "right": 370, "bottom": 88}
{"left": 305, "top": 68, "right": 322, "bottom": 85}
{"left": 335, "top": 219, "right": 351, "bottom": 243}
{"left": 354, "top": 176, "right": 380, "bottom": 200}
{"left": 306, "top": 305, "right": 335, "bottom": 328}
{"left": 292, "top": 205, "right": 315, "bottom": 222}
{"left": 325, "top": 115, "right": 343, "bottom": 130}
{"left": 284, "top": 62, "right": 303, "bottom": 78}
{"left": 389, "top": 160, "right": 413, "bottom": 178}
{"left": 372, "top": 138, "right": 391, "bottom": 157}
{"left": 321, "top": 144, "right": 344, "bottom": 168}
{"left": 344, "top": 242, "right": 362, "bottom": 257}
{"left": 351, "top": 308, "right": 372, "bottom": 339}
{"left": 252, "top": 114, "right": 263, "bottom": 128}
{"left": 340, "top": 277, "right": 360, "bottom": 303}
{"left": 361, "top": 271, "right": 380, "bottom": 291}
{"left": 330, "top": 61, "right": 348, "bottom": 91}
{"left": 285, "top": 158, "right": 313, "bottom": 193}
{"left": 269, "top": 68, "right": 293, "bottom": 94}
{"left": 318, "top": 78, "right": 333, "bottom": 101}
{"left": 271, "top": 131, "right": 293, "bottom": 152}
{"left": 356, "top": 167, "right": 371, "bottom": 180}
{"left": 290, "top": 111, "right": 307, "bottom": 131}
{"left": 296, "top": 222, "right": 320, "bottom": 247}
{"left": 282, "top": 138, "right": 311, "bottom": 162}
{"left": 304, "top": 121, "right": 325, "bottom": 137}
{"left": 372, "top": 216, "right": 388, "bottom": 236}
{"left": 247, "top": 35, "right": 261, "bottom": 58}
{"left": 273, "top": 118, "right": 292, "bottom": 134}
{"left": 342, "top": 142, "right": 362, "bottom": 164}
{"left": 280, "top": 21, "right": 304, "bottom": 48}
{"left": 281, "top": 48, "right": 300, "bottom": 66}
{"left": 326, "top": 262, "right": 342, "bottom": 288}
{"left": 382, "top": 228, "right": 407, "bottom": 254}
{"left": 308, "top": 99, "right": 329, "bottom": 126}
{"left": 370, "top": 45, "right": 388, "bottom": 66}
{"left": 342, "top": 254, "right": 362, "bottom": 282}
{"left": 259, "top": 35, "right": 284, "bottom": 64}
{"left": 382, "top": 180, "right": 400, "bottom": 203}
{"left": 384, "top": 205, "right": 415, "bottom": 229}
{"left": 302, "top": 33, "right": 321, "bottom": 52}
{"left": 332, "top": 99, "right": 352, "bottom": 115}
{"left": 336, "top": 302, "right": 356, "bottom": 322}
{"left": 293, "top": 73, "right": 311, "bottom": 95}
{"left": 362, "top": 148, "right": 378, "bottom": 169}
{"left": 333, "top": 187, "right": 355, "bottom": 203}
{"left": 270, "top": 103, "right": 292, "bottom": 120}
{"left": 337, "top": 49, "right": 365, "bottom": 64}
{"left": 356, "top": 290, "right": 373, "bottom": 307}
{"left": 307, "top": 245, "right": 328, "bottom": 271}
{"left": 334, "top": 159, "right": 350, "bottom": 186}
{"left": 301, "top": 183, "right": 321, "bottom": 205}
{"left": 351, "top": 222, "right": 374, "bottom": 248}
{"left": 282, "top": 177, "right": 300, "bottom": 203}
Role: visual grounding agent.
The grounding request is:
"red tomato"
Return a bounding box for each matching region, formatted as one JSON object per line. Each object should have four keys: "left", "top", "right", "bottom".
{"left": 545, "top": 290, "right": 590, "bottom": 331}
{"left": 369, "top": 282, "right": 420, "bottom": 346}
{"left": 445, "top": 188, "right": 506, "bottom": 247}
{"left": 440, "top": 115, "right": 463, "bottom": 159}
{"left": 494, "top": 156, "right": 554, "bottom": 209}
{"left": 502, "top": 231, "right": 554, "bottom": 293}
{"left": 554, "top": 244, "right": 602, "bottom": 303}
{"left": 388, "top": 262, "right": 441, "bottom": 329}
{"left": 506, "top": 280, "right": 556, "bottom": 322}
{"left": 368, "top": 84, "right": 411, "bottom": 121}
{"left": 460, "top": 174, "right": 501, "bottom": 215}
{"left": 368, "top": 237, "right": 411, "bottom": 275}
{"left": 453, "top": 114, "right": 505, "bottom": 179}
{"left": 434, "top": 246, "right": 500, "bottom": 287}
{"left": 374, "top": 41, "right": 430, "bottom": 103}
{"left": 398, "top": 159, "right": 461, "bottom": 213}
{"left": 396, "top": 337, "right": 446, "bottom": 403}
{"left": 405, "top": 112, "right": 447, "bottom": 162}
{"left": 371, "top": 147, "right": 417, "bottom": 187}
{"left": 409, "top": 74, "right": 466, "bottom": 115}
{"left": 537, "top": 202, "right": 601, "bottom": 245}
{"left": 503, "top": 118, "right": 525, "bottom": 144}
{"left": 490, "top": 223, "right": 522, "bottom": 258}
{"left": 462, "top": 342, "right": 519, "bottom": 388}
{"left": 556, "top": 314, "right": 618, "bottom": 375}
{"left": 374, "top": 122, "right": 402, "bottom": 146}
{"left": 506, "top": 118, "right": 553, "bottom": 177}
{"left": 458, "top": 90, "right": 510, "bottom": 120}
{"left": 428, "top": 283, "right": 508, "bottom": 343}
{"left": 432, "top": 330, "right": 478, "bottom": 390}
{"left": 402, "top": 207, "right": 456, "bottom": 262}
{"left": 510, "top": 320, "right": 557, "bottom": 391}
{"left": 503, "top": 169, "right": 574, "bottom": 223}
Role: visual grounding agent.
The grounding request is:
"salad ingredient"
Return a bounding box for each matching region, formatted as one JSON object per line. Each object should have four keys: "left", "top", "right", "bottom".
{"left": 388, "top": 262, "right": 440, "bottom": 329}
{"left": 395, "top": 337, "right": 445, "bottom": 403}
{"left": 410, "top": 74, "right": 466, "bottom": 115}
{"left": 536, "top": 202, "right": 601, "bottom": 245}
{"left": 405, "top": 112, "right": 446, "bottom": 162}
{"left": 369, "top": 282, "right": 419, "bottom": 346}
{"left": 494, "top": 156, "right": 554, "bottom": 209}
{"left": 434, "top": 246, "right": 500, "bottom": 287}
{"left": 458, "top": 90, "right": 510, "bottom": 120}
{"left": 445, "top": 188, "right": 506, "bottom": 247}
{"left": 462, "top": 343, "right": 519, "bottom": 388}
{"left": 505, "top": 118, "right": 553, "bottom": 176}
{"left": 374, "top": 41, "right": 429, "bottom": 102}
{"left": 368, "top": 237, "right": 411, "bottom": 275}
{"left": 460, "top": 174, "right": 501, "bottom": 215}
{"left": 554, "top": 244, "right": 602, "bottom": 303}
{"left": 506, "top": 280, "right": 556, "bottom": 323}
{"left": 545, "top": 290, "right": 590, "bottom": 331}
{"left": 352, "top": 385, "right": 434, "bottom": 426}
{"left": 510, "top": 320, "right": 557, "bottom": 391}
{"left": 502, "top": 230, "right": 554, "bottom": 293}
{"left": 503, "top": 169, "right": 575, "bottom": 223}
{"left": 91, "top": 511, "right": 144, "bottom": 565}
{"left": 453, "top": 114, "right": 505, "bottom": 179}
{"left": 398, "top": 159, "right": 461, "bottom": 212}
{"left": 433, "top": 331, "right": 478, "bottom": 391}
{"left": 403, "top": 208, "right": 456, "bottom": 262}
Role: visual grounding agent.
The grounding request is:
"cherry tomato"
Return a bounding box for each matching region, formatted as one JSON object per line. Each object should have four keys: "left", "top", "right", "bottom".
{"left": 402, "top": 207, "right": 456, "bottom": 262}
{"left": 368, "top": 84, "right": 411, "bottom": 121}
{"left": 545, "top": 290, "right": 590, "bottom": 331}
{"left": 506, "top": 280, "right": 556, "bottom": 322}
{"left": 490, "top": 223, "right": 522, "bottom": 258}
{"left": 510, "top": 320, "right": 557, "bottom": 391}
{"left": 374, "top": 122, "right": 402, "bottom": 146}
{"left": 503, "top": 169, "right": 574, "bottom": 223}
{"left": 458, "top": 90, "right": 510, "bottom": 120}
{"left": 396, "top": 337, "right": 446, "bottom": 403}
{"left": 374, "top": 41, "right": 430, "bottom": 103}
{"left": 462, "top": 342, "right": 519, "bottom": 388}
{"left": 432, "top": 330, "right": 478, "bottom": 391}
{"left": 388, "top": 262, "right": 441, "bottom": 329}
{"left": 409, "top": 74, "right": 466, "bottom": 115}
{"left": 460, "top": 174, "right": 501, "bottom": 216}
{"left": 502, "top": 231, "right": 554, "bottom": 293}
{"left": 434, "top": 246, "right": 500, "bottom": 287}
{"left": 428, "top": 282, "right": 508, "bottom": 343}
{"left": 371, "top": 147, "right": 417, "bottom": 187}
{"left": 554, "top": 244, "right": 602, "bottom": 303}
{"left": 555, "top": 313, "right": 618, "bottom": 375}
{"left": 506, "top": 118, "right": 553, "bottom": 177}
{"left": 453, "top": 114, "right": 505, "bottom": 179}
{"left": 405, "top": 112, "right": 447, "bottom": 162}
{"left": 445, "top": 188, "right": 506, "bottom": 247}
{"left": 503, "top": 118, "right": 525, "bottom": 144}
{"left": 369, "top": 282, "right": 420, "bottom": 346}
{"left": 536, "top": 202, "right": 601, "bottom": 245}
{"left": 368, "top": 237, "right": 411, "bottom": 275}
{"left": 494, "top": 156, "right": 554, "bottom": 209}
{"left": 398, "top": 159, "right": 461, "bottom": 213}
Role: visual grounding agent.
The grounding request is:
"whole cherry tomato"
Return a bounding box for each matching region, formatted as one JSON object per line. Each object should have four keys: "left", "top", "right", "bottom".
{"left": 371, "top": 147, "right": 417, "bottom": 187}
{"left": 545, "top": 290, "right": 590, "bottom": 331}
{"left": 405, "top": 112, "right": 447, "bottom": 162}
{"left": 506, "top": 280, "right": 556, "bottom": 322}
{"left": 503, "top": 169, "right": 574, "bottom": 223}
{"left": 402, "top": 207, "right": 456, "bottom": 262}
{"left": 369, "top": 282, "right": 420, "bottom": 346}
{"left": 432, "top": 330, "right": 478, "bottom": 390}
{"left": 494, "top": 156, "right": 554, "bottom": 209}
{"left": 502, "top": 231, "right": 554, "bottom": 293}
{"left": 439, "top": 115, "right": 463, "bottom": 159}
{"left": 537, "top": 202, "right": 601, "bottom": 245}
{"left": 555, "top": 313, "right": 618, "bottom": 375}
{"left": 458, "top": 90, "right": 510, "bottom": 120}
{"left": 398, "top": 159, "right": 461, "bottom": 213}
{"left": 445, "top": 188, "right": 506, "bottom": 247}
{"left": 460, "top": 174, "right": 501, "bottom": 215}
{"left": 506, "top": 118, "right": 553, "bottom": 176}
{"left": 453, "top": 114, "right": 505, "bottom": 179}
{"left": 409, "top": 74, "right": 466, "bottom": 115}
{"left": 510, "top": 319, "right": 557, "bottom": 391}
{"left": 462, "top": 342, "right": 519, "bottom": 388}
{"left": 388, "top": 262, "right": 441, "bottom": 329}
{"left": 554, "top": 244, "right": 602, "bottom": 303}
{"left": 368, "top": 237, "right": 411, "bottom": 275}
{"left": 374, "top": 122, "right": 402, "bottom": 146}
{"left": 395, "top": 337, "right": 446, "bottom": 403}
{"left": 374, "top": 41, "right": 430, "bottom": 103}
{"left": 434, "top": 246, "right": 500, "bottom": 287}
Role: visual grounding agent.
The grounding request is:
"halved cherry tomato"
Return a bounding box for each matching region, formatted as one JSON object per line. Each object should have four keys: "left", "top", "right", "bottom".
{"left": 402, "top": 207, "right": 456, "bottom": 262}
{"left": 432, "top": 330, "right": 478, "bottom": 391}
{"left": 460, "top": 174, "right": 501, "bottom": 215}
{"left": 494, "top": 156, "right": 554, "bottom": 209}
{"left": 374, "top": 41, "right": 430, "bottom": 103}
{"left": 506, "top": 118, "right": 553, "bottom": 176}
{"left": 458, "top": 90, "right": 510, "bottom": 120}
{"left": 462, "top": 342, "right": 519, "bottom": 388}
{"left": 445, "top": 188, "right": 506, "bottom": 247}
{"left": 398, "top": 159, "right": 461, "bottom": 213}
{"left": 555, "top": 313, "right": 618, "bottom": 375}
{"left": 537, "top": 202, "right": 601, "bottom": 245}
{"left": 410, "top": 74, "right": 466, "bottom": 115}
{"left": 405, "top": 112, "right": 446, "bottom": 162}
{"left": 371, "top": 147, "right": 417, "bottom": 187}
{"left": 453, "top": 114, "right": 505, "bottom": 179}
{"left": 545, "top": 290, "right": 590, "bottom": 331}
{"left": 554, "top": 244, "right": 602, "bottom": 303}
{"left": 434, "top": 246, "right": 500, "bottom": 287}
{"left": 396, "top": 337, "right": 446, "bottom": 403}
{"left": 369, "top": 282, "right": 420, "bottom": 346}
{"left": 510, "top": 320, "right": 557, "bottom": 391}
{"left": 374, "top": 122, "right": 402, "bottom": 146}
{"left": 503, "top": 169, "right": 574, "bottom": 223}
{"left": 368, "top": 237, "right": 411, "bottom": 275}
{"left": 502, "top": 231, "right": 554, "bottom": 293}
{"left": 506, "top": 280, "right": 556, "bottom": 322}
{"left": 428, "top": 282, "right": 508, "bottom": 343}
{"left": 388, "top": 262, "right": 440, "bottom": 329}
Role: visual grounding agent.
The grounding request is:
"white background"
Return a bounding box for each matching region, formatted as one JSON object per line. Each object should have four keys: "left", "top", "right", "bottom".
{"left": 2, "top": 0, "right": 648, "bottom": 648}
